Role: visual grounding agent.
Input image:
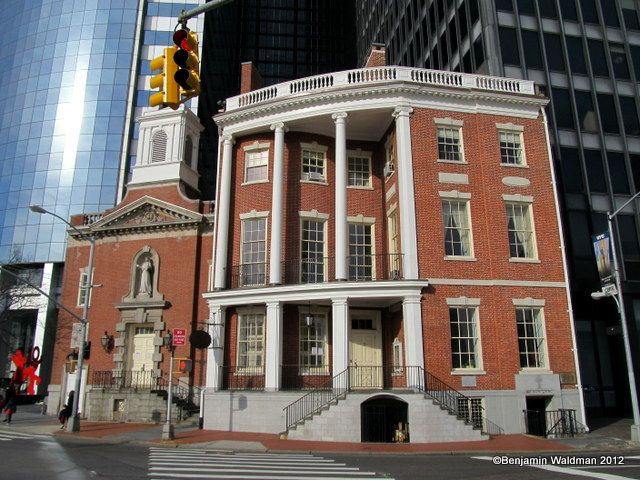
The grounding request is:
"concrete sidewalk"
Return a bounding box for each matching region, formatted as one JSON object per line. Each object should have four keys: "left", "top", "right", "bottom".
{"left": 6, "top": 404, "right": 639, "bottom": 454}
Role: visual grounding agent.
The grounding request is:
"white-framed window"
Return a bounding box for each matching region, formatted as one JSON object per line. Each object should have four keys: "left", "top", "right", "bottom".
{"left": 516, "top": 306, "right": 547, "bottom": 369}
{"left": 77, "top": 270, "right": 92, "bottom": 307}
{"left": 387, "top": 208, "right": 401, "bottom": 278}
{"left": 347, "top": 153, "right": 372, "bottom": 187}
{"left": 499, "top": 130, "right": 525, "bottom": 166}
{"left": 457, "top": 397, "right": 484, "bottom": 429}
{"left": 301, "top": 148, "right": 326, "bottom": 182}
{"left": 241, "top": 217, "right": 267, "bottom": 286}
{"left": 437, "top": 126, "right": 464, "bottom": 162}
{"left": 442, "top": 199, "right": 473, "bottom": 257}
{"left": 301, "top": 219, "right": 326, "bottom": 283}
{"left": 349, "top": 222, "right": 374, "bottom": 280}
{"left": 384, "top": 139, "right": 395, "bottom": 178}
{"left": 449, "top": 306, "right": 480, "bottom": 369}
{"left": 237, "top": 312, "right": 265, "bottom": 370}
{"left": 392, "top": 338, "right": 403, "bottom": 373}
{"left": 299, "top": 312, "right": 328, "bottom": 374}
{"left": 506, "top": 203, "right": 536, "bottom": 259}
{"left": 244, "top": 148, "right": 269, "bottom": 183}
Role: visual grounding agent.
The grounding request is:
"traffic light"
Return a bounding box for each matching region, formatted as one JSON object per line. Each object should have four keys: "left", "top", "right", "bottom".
{"left": 149, "top": 47, "right": 180, "bottom": 109}
{"left": 82, "top": 341, "right": 91, "bottom": 360}
{"left": 177, "top": 358, "right": 192, "bottom": 373}
{"left": 172, "top": 28, "right": 200, "bottom": 101}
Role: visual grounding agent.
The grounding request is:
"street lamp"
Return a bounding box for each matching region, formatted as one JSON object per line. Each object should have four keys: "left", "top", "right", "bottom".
{"left": 29, "top": 204, "right": 95, "bottom": 433}
{"left": 590, "top": 191, "right": 640, "bottom": 442}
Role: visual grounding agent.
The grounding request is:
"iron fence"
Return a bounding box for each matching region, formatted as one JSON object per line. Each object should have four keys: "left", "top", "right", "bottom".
{"left": 92, "top": 370, "right": 157, "bottom": 389}
{"left": 221, "top": 365, "right": 265, "bottom": 390}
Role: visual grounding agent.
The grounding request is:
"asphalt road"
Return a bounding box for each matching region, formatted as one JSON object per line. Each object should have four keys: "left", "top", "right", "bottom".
{"left": 3, "top": 428, "right": 640, "bottom": 480}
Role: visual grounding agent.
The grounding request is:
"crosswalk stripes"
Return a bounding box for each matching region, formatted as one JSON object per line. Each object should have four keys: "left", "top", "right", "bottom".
{"left": 148, "top": 447, "right": 394, "bottom": 479}
{"left": 0, "top": 429, "right": 48, "bottom": 442}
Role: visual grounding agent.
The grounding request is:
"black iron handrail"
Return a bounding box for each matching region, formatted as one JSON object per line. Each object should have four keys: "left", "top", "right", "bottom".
{"left": 92, "top": 370, "right": 157, "bottom": 389}
{"left": 284, "top": 368, "right": 349, "bottom": 430}
{"left": 523, "top": 409, "right": 586, "bottom": 438}
{"left": 221, "top": 365, "right": 265, "bottom": 390}
{"left": 409, "top": 366, "right": 503, "bottom": 436}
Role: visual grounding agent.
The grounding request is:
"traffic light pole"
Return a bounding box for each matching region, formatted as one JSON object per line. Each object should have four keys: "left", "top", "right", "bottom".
{"left": 177, "top": 0, "right": 234, "bottom": 26}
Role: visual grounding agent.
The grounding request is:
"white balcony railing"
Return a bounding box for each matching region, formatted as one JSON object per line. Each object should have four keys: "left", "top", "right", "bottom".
{"left": 225, "top": 66, "right": 537, "bottom": 112}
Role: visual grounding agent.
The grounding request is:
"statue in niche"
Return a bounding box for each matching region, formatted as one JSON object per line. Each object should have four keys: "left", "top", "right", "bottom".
{"left": 137, "top": 256, "right": 154, "bottom": 297}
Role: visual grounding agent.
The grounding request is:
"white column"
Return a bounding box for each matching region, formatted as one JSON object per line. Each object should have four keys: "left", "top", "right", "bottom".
{"left": 265, "top": 301, "right": 283, "bottom": 391}
{"left": 332, "top": 297, "right": 349, "bottom": 388}
{"left": 206, "top": 305, "right": 226, "bottom": 390}
{"left": 213, "top": 134, "right": 234, "bottom": 289}
{"left": 333, "top": 112, "right": 348, "bottom": 281}
{"left": 393, "top": 106, "right": 419, "bottom": 280}
{"left": 269, "top": 123, "right": 286, "bottom": 285}
{"left": 403, "top": 293, "right": 424, "bottom": 387}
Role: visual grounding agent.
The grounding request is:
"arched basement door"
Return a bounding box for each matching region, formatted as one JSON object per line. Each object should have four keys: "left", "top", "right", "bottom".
{"left": 361, "top": 396, "right": 408, "bottom": 443}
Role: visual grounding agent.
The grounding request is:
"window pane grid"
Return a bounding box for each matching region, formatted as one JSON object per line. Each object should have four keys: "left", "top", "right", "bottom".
{"left": 238, "top": 314, "right": 265, "bottom": 369}
{"left": 437, "top": 127, "right": 463, "bottom": 161}
{"left": 457, "top": 397, "right": 484, "bottom": 427}
{"left": 244, "top": 149, "right": 268, "bottom": 183}
{"left": 302, "top": 220, "right": 325, "bottom": 283}
{"left": 348, "top": 156, "right": 371, "bottom": 187}
{"left": 506, "top": 203, "right": 535, "bottom": 258}
{"left": 349, "top": 223, "right": 373, "bottom": 280}
{"left": 241, "top": 219, "right": 266, "bottom": 285}
{"left": 450, "top": 307, "right": 478, "bottom": 369}
{"left": 302, "top": 149, "right": 325, "bottom": 180}
{"left": 516, "top": 307, "right": 546, "bottom": 368}
{"left": 499, "top": 131, "right": 524, "bottom": 165}
{"left": 299, "top": 314, "right": 327, "bottom": 372}
{"left": 442, "top": 200, "right": 472, "bottom": 256}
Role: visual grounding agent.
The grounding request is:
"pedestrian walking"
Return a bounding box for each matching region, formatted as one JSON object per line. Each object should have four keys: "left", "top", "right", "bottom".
{"left": 2, "top": 383, "right": 17, "bottom": 424}
{"left": 58, "top": 390, "right": 74, "bottom": 429}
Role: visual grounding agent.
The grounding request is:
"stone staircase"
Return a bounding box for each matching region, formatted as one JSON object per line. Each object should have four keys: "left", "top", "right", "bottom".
{"left": 285, "top": 391, "right": 487, "bottom": 443}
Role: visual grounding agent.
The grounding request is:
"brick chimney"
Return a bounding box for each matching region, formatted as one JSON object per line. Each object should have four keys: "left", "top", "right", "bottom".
{"left": 240, "top": 61, "right": 264, "bottom": 93}
{"left": 363, "top": 43, "right": 387, "bottom": 68}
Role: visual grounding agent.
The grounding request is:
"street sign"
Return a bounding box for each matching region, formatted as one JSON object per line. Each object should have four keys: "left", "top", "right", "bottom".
{"left": 70, "top": 323, "right": 84, "bottom": 349}
{"left": 172, "top": 328, "right": 186, "bottom": 346}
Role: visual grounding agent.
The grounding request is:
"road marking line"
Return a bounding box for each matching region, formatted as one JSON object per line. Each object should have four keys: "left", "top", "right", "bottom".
{"left": 472, "top": 456, "right": 635, "bottom": 480}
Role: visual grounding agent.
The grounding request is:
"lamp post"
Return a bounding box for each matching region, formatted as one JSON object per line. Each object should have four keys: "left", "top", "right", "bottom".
{"left": 162, "top": 331, "right": 175, "bottom": 440}
{"left": 29, "top": 204, "right": 95, "bottom": 433}
{"left": 590, "top": 191, "right": 640, "bottom": 442}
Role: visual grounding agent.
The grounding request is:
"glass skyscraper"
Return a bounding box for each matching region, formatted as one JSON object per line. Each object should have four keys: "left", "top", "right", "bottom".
{"left": 356, "top": 0, "right": 640, "bottom": 421}
{"left": 0, "top": 0, "right": 204, "bottom": 393}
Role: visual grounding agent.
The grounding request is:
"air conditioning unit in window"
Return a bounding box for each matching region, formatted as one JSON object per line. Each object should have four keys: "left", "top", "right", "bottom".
{"left": 308, "top": 172, "right": 324, "bottom": 182}
{"left": 383, "top": 162, "right": 395, "bottom": 177}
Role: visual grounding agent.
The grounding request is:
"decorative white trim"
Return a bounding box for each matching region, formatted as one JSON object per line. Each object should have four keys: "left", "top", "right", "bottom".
{"left": 444, "top": 256, "right": 477, "bottom": 261}
{"left": 502, "top": 193, "right": 533, "bottom": 203}
{"left": 451, "top": 370, "right": 486, "bottom": 375}
{"left": 386, "top": 184, "right": 397, "bottom": 201}
{"left": 386, "top": 202, "right": 398, "bottom": 216}
{"left": 509, "top": 258, "right": 541, "bottom": 264}
{"left": 239, "top": 210, "right": 270, "bottom": 220}
{"left": 347, "top": 214, "right": 376, "bottom": 224}
{"left": 446, "top": 296, "right": 481, "bottom": 306}
{"left": 347, "top": 148, "right": 372, "bottom": 157}
{"left": 439, "top": 172, "right": 469, "bottom": 184}
{"left": 512, "top": 297, "right": 546, "bottom": 307}
{"left": 502, "top": 176, "right": 530, "bottom": 187}
{"left": 439, "top": 190, "right": 472, "bottom": 200}
{"left": 243, "top": 141, "right": 270, "bottom": 152}
{"left": 434, "top": 117, "right": 464, "bottom": 127}
{"left": 496, "top": 122, "right": 524, "bottom": 132}
{"left": 299, "top": 210, "right": 330, "bottom": 220}
{"left": 300, "top": 141, "right": 328, "bottom": 152}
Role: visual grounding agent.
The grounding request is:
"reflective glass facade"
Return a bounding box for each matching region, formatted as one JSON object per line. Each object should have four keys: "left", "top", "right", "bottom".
{"left": 0, "top": 0, "right": 202, "bottom": 264}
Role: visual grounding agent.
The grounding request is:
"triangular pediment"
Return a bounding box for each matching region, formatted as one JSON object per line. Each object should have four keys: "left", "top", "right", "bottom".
{"left": 86, "top": 196, "right": 204, "bottom": 235}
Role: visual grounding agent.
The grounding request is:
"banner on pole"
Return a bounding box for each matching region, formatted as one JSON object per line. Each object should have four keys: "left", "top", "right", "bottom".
{"left": 592, "top": 232, "right": 615, "bottom": 294}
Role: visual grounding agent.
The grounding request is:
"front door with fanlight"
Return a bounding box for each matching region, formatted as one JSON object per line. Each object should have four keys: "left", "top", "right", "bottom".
{"left": 349, "top": 311, "right": 382, "bottom": 388}
{"left": 128, "top": 325, "right": 155, "bottom": 386}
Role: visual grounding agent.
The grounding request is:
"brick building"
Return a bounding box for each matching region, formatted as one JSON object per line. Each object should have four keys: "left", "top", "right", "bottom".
{"left": 47, "top": 108, "right": 213, "bottom": 423}
{"left": 201, "top": 48, "right": 585, "bottom": 442}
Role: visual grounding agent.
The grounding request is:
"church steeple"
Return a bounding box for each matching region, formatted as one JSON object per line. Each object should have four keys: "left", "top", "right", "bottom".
{"left": 130, "top": 108, "right": 204, "bottom": 192}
